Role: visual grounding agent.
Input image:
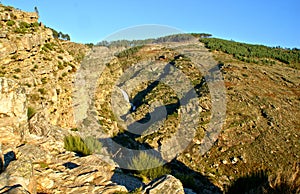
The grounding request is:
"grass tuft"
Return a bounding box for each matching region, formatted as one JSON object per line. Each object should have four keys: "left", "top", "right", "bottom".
{"left": 128, "top": 152, "right": 170, "bottom": 181}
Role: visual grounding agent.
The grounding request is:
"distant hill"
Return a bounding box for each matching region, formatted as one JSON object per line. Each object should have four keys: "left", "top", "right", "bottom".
{"left": 200, "top": 37, "right": 300, "bottom": 69}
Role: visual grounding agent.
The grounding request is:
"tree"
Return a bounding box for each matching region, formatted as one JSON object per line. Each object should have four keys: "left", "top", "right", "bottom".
{"left": 65, "top": 34, "right": 70, "bottom": 41}
{"left": 34, "top": 6, "right": 39, "bottom": 17}
{"left": 52, "top": 29, "right": 59, "bottom": 39}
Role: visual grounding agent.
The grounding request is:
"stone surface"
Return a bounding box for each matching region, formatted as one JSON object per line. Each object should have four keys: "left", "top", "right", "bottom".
{"left": 0, "top": 78, "right": 27, "bottom": 148}
{"left": 0, "top": 77, "right": 27, "bottom": 125}
{"left": 142, "top": 175, "right": 185, "bottom": 194}
{"left": 28, "top": 112, "right": 67, "bottom": 140}
{"left": 0, "top": 155, "right": 35, "bottom": 194}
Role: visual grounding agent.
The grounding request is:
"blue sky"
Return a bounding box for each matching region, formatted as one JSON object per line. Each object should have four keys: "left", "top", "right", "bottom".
{"left": 2, "top": 0, "right": 299, "bottom": 48}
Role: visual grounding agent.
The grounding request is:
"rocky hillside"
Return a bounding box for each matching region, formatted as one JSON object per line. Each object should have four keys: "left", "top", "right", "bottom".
{"left": 0, "top": 4, "right": 299, "bottom": 194}
{"left": 92, "top": 40, "right": 300, "bottom": 193}
{"left": 0, "top": 5, "right": 196, "bottom": 194}
{"left": 0, "top": 4, "right": 88, "bottom": 129}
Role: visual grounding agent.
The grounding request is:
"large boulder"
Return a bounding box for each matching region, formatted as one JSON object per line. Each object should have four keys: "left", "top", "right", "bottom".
{"left": 0, "top": 78, "right": 27, "bottom": 147}
{"left": 0, "top": 155, "right": 36, "bottom": 194}
{"left": 0, "top": 78, "right": 27, "bottom": 124}
{"left": 142, "top": 175, "right": 185, "bottom": 194}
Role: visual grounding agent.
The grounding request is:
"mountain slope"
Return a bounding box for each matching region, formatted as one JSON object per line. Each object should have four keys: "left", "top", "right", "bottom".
{"left": 0, "top": 4, "right": 299, "bottom": 194}
{"left": 0, "top": 4, "right": 89, "bottom": 129}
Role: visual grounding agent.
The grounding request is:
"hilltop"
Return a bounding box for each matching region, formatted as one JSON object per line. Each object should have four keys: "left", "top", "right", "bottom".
{"left": 0, "top": 4, "right": 299, "bottom": 194}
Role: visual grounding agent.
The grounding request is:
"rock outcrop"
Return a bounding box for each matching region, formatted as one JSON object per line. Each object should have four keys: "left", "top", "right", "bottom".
{"left": 0, "top": 77, "right": 27, "bottom": 148}
{"left": 0, "top": 154, "right": 35, "bottom": 194}
{"left": 0, "top": 77, "right": 34, "bottom": 194}
{"left": 0, "top": 77, "right": 128, "bottom": 193}
{"left": 0, "top": 4, "right": 89, "bottom": 129}
{"left": 142, "top": 175, "right": 185, "bottom": 194}
{"left": 0, "top": 77, "right": 27, "bottom": 125}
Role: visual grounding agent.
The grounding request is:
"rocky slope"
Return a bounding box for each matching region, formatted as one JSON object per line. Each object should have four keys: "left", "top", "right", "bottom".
{"left": 0, "top": 4, "right": 299, "bottom": 194}
{"left": 0, "top": 4, "right": 88, "bottom": 130}
{"left": 0, "top": 4, "right": 193, "bottom": 194}
{"left": 93, "top": 40, "right": 300, "bottom": 192}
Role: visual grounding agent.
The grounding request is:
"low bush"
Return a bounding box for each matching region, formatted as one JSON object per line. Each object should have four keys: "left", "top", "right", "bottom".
{"left": 41, "top": 77, "right": 47, "bottom": 84}
{"left": 128, "top": 152, "right": 170, "bottom": 181}
{"left": 64, "top": 135, "right": 92, "bottom": 156}
{"left": 27, "top": 106, "right": 36, "bottom": 120}
{"left": 64, "top": 135, "right": 102, "bottom": 156}
{"left": 6, "top": 20, "right": 15, "bottom": 26}
{"left": 38, "top": 88, "right": 46, "bottom": 95}
{"left": 14, "top": 68, "right": 21, "bottom": 73}
{"left": 83, "top": 136, "right": 102, "bottom": 154}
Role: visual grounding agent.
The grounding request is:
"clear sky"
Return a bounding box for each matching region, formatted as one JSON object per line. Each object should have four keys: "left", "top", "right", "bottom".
{"left": 2, "top": 0, "right": 299, "bottom": 48}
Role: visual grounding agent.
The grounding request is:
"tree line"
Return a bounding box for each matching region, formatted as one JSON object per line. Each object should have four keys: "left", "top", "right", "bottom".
{"left": 97, "top": 33, "right": 212, "bottom": 48}
{"left": 47, "top": 26, "right": 71, "bottom": 41}
{"left": 200, "top": 38, "right": 300, "bottom": 68}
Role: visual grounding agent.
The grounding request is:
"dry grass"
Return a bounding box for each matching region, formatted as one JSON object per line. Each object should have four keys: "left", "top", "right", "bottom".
{"left": 225, "top": 163, "right": 300, "bottom": 194}
{"left": 268, "top": 163, "right": 300, "bottom": 194}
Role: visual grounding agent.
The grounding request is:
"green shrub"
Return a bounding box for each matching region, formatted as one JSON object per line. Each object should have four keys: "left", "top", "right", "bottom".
{"left": 85, "top": 43, "right": 94, "bottom": 48}
{"left": 43, "top": 43, "right": 55, "bottom": 51}
{"left": 38, "top": 88, "right": 46, "bottom": 95}
{"left": 11, "top": 54, "right": 18, "bottom": 60}
{"left": 32, "top": 22, "right": 39, "bottom": 28}
{"left": 74, "top": 53, "right": 85, "bottom": 62}
{"left": 6, "top": 20, "right": 15, "bottom": 26}
{"left": 25, "top": 83, "right": 32, "bottom": 87}
{"left": 116, "top": 46, "right": 143, "bottom": 58}
{"left": 41, "top": 46, "right": 49, "bottom": 52}
{"left": 14, "top": 27, "right": 27, "bottom": 34}
{"left": 64, "top": 135, "right": 92, "bottom": 156}
{"left": 39, "top": 162, "right": 49, "bottom": 168}
{"left": 83, "top": 136, "right": 102, "bottom": 154}
{"left": 41, "top": 77, "right": 47, "bottom": 84}
{"left": 14, "top": 21, "right": 31, "bottom": 34}
{"left": 14, "top": 68, "right": 21, "bottom": 73}
{"left": 29, "top": 93, "right": 40, "bottom": 101}
{"left": 128, "top": 152, "right": 171, "bottom": 180}
{"left": 58, "top": 63, "right": 64, "bottom": 70}
{"left": 42, "top": 56, "right": 52, "bottom": 61}
{"left": 19, "top": 21, "right": 30, "bottom": 28}
{"left": 27, "top": 106, "right": 36, "bottom": 119}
